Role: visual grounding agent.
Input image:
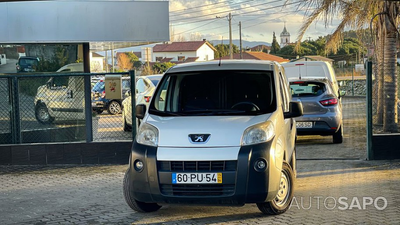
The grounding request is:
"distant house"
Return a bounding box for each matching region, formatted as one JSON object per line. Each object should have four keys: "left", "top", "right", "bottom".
{"left": 248, "top": 45, "right": 271, "bottom": 53}
{"left": 292, "top": 55, "right": 334, "bottom": 64}
{"left": 152, "top": 40, "right": 216, "bottom": 63}
{"left": 219, "top": 51, "right": 289, "bottom": 63}
{"left": 90, "top": 52, "right": 104, "bottom": 72}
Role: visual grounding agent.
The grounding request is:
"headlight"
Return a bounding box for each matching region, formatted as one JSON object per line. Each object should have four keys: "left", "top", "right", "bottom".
{"left": 241, "top": 121, "right": 275, "bottom": 146}
{"left": 136, "top": 123, "right": 159, "bottom": 147}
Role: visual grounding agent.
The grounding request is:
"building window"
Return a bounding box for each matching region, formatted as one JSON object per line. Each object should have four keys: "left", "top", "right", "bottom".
{"left": 178, "top": 56, "right": 185, "bottom": 61}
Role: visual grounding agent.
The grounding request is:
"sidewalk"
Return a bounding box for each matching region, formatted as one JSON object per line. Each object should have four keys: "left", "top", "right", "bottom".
{"left": 0, "top": 160, "right": 399, "bottom": 225}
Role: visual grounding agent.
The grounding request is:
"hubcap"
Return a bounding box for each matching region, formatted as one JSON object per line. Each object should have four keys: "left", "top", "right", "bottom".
{"left": 110, "top": 102, "right": 121, "bottom": 114}
{"left": 274, "top": 170, "right": 290, "bottom": 207}
{"left": 39, "top": 108, "right": 49, "bottom": 121}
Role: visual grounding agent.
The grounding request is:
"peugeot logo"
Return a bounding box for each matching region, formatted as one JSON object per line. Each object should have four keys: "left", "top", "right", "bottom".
{"left": 188, "top": 134, "right": 211, "bottom": 143}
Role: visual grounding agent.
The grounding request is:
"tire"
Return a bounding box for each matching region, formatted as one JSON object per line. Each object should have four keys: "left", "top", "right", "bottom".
{"left": 35, "top": 103, "right": 54, "bottom": 124}
{"left": 333, "top": 126, "right": 343, "bottom": 144}
{"left": 107, "top": 100, "right": 121, "bottom": 115}
{"left": 123, "top": 168, "right": 161, "bottom": 213}
{"left": 257, "top": 162, "right": 294, "bottom": 215}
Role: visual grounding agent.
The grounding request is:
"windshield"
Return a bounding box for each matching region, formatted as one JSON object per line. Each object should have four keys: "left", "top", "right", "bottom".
{"left": 148, "top": 76, "right": 161, "bottom": 86}
{"left": 290, "top": 81, "right": 326, "bottom": 97}
{"left": 149, "top": 70, "right": 276, "bottom": 116}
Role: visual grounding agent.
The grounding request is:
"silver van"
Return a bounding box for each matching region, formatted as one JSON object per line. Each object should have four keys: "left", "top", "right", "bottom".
{"left": 123, "top": 60, "right": 303, "bottom": 215}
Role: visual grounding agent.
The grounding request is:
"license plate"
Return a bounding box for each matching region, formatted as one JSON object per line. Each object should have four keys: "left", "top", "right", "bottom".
{"left": 296, "top": 122, "right": 313, "bottom": 128}
{"left": 172, "top": 173, "right": 222, "bottom": 184}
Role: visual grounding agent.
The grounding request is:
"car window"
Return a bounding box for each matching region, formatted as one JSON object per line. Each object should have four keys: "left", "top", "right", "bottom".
{"left": 136, "top": 78, "right": 147, "bottom": 94}
{"left": 290, "top": 81, "right": 326, "bottom": 97}
{"left": 122, "top": 79, "right": 131, "bottom": 90}
{"left": 278, "top": 72, "right": 290, "bottom": 112}
{"left": 148, "top": 77, "right": 161, "bottom": 86}
{"left": 51, "top": 76, "right": 69, "bottom": 88}
{"left": 19, "top": 58, "right": 38, "bottom": 66}
{"left": 150, "top": 70, "right": 276, "bottom": 116}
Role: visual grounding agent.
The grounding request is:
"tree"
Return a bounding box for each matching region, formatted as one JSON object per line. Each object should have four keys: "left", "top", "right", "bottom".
{"left": 125, "top": 52, "right": 142, "bottom": 69}
{"left": 153, "top": 62, "right": 175, "bottom": 73}
{"left": 292, "top": 0, "right": 399, "bottom": 132}
{"left": 270, "top": 32, "right": 280, "bottom": 54}
{"left": 212, "top": 43, "right": 239, "bottom": 58}
{"left": 117, "top": 53, "right": 133, "bottom": 71}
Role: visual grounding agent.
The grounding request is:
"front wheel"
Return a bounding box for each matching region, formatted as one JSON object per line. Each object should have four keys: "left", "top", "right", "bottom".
{"left": 107, "top": 100, "right": 121, "bottom": 115}
{"left": 35, "top": 103, "right": 54, "bottom": 124}
{"left": 123, "top": 168, "right": 161, "bottom": 213}
{"left": 257, "top": 162, "right": 294, "bottom": 215}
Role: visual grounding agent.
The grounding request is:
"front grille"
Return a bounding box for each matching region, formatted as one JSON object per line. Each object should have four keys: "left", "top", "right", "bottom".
{"left": 160, "top": 184, "right": 235, "bottom": 196}
{"left": 158, "top": 161, "right": 237, "bottom": 172}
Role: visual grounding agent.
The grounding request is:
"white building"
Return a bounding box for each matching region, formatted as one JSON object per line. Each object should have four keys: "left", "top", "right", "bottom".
{"left": 151, "top": 40, "right": 216, "bottom": 63}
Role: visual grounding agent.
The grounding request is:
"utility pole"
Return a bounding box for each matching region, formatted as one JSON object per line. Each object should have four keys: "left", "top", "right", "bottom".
{"left": 228, "top": 13, "right": 233, "bottom": 59}
{"left": 239, "top": 21, "right": 242, "bottom": 59}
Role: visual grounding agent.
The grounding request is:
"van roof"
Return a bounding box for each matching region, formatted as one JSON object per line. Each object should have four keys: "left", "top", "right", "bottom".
{"left": 167, "top": 60, "right": 278, "bottom": 73}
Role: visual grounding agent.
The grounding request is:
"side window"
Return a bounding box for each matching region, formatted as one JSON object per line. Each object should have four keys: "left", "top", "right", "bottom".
{"left": 278, "top": 72, "right": 290, "bottom": 112}
{"left": 52, "top": 76, "right": 69, "bottom": 88}
{"left": 136, "top": 78, "right": 146, "bottom": 94}
{"left": 154, "top": 77, "right": 170, "bottom": 111}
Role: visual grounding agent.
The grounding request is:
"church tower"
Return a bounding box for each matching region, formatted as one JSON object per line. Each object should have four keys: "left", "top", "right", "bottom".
{"left": 280, "top": 23, "right": 290, "bottom": 48}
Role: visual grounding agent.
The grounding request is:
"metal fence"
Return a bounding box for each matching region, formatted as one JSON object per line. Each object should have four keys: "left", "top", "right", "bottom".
{"left": 0, "top": 72, "right": 135, "bottom": 145}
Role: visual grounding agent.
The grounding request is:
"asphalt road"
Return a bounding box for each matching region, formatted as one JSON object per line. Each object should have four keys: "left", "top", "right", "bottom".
{"left": 0, "top": 59, "right": 17, "bottom": 74}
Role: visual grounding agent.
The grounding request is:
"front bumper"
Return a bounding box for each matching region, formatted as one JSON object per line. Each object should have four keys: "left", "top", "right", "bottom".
{"left": 127, "top": 141, "right": 281, "bottom": 206}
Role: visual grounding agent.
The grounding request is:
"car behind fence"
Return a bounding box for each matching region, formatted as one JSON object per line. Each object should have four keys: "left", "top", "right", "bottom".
{"left": 0, "top": 72, "right": 135, "bottom": 145}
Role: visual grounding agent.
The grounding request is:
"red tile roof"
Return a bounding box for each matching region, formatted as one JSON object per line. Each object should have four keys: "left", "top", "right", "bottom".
{"left": 153, "top": 41, "right": 216, "bottom": 52}
{"left": 219, "top": 52, "right": 289, "bottom": 63}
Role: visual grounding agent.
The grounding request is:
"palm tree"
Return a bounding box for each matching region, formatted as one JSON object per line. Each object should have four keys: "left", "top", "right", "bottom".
{"left": 290, "top": 0, "right": 399, "bottom": 132}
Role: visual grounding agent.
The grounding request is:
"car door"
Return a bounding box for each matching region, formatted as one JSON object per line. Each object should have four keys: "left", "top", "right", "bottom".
{"left": 278, "top": 71, "right": 296, "bottom": 159}
{"left": 46, "top": 76, "right": 85, "bottom": 120}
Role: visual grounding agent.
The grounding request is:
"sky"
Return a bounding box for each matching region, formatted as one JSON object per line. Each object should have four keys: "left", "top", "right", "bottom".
{"left": 168, "top": 0, "right": 340, "bottom": 44}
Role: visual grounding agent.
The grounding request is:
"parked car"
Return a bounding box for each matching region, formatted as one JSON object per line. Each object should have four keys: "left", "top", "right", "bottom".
{"left": 123, "top": 60, "right": 303, "bottom": 215}
{"left": 34, "top": 63, "right": 85, "bottom": 124}
{"left": 282, "top": 61, "right": 341, "bottom": 97}
{"left": 16, "top": 56, "right": 39, "bottom": 73}
{"left": 56, "top": 63, "right": 83, "bottom": 73}
{"left": 121, "top": 74, "right": 163, "bottom": 131}
{"left": 289, "top": 78, "right": 344, "bottom": 143}
{"left": 91, "top": 77, "right": 131, "bottom": 115}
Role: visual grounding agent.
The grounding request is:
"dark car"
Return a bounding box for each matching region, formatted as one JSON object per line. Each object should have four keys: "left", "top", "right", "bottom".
{"left": 16, "top": 56, "right": 39, "bottom": 73}
{"left": 91, "top": 77, "right": 131, "bottom": 115}
{"left": 289, "top": 78, "right": 345, "bottom": 143}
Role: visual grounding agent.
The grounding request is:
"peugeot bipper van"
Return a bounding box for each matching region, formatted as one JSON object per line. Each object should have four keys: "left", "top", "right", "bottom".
{"left": 123, "top": 60, "right": 303, "bottom": 215}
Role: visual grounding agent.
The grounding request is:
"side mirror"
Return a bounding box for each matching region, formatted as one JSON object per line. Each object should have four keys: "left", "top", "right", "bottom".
{"left": 339, "top": 90, "right": 347, "bottom": 98}
{"left": 284, "top": 101, "right": 303, "bottom": 119}
{"left": 135, "top": 104, "right": 147, "bottom": 119}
